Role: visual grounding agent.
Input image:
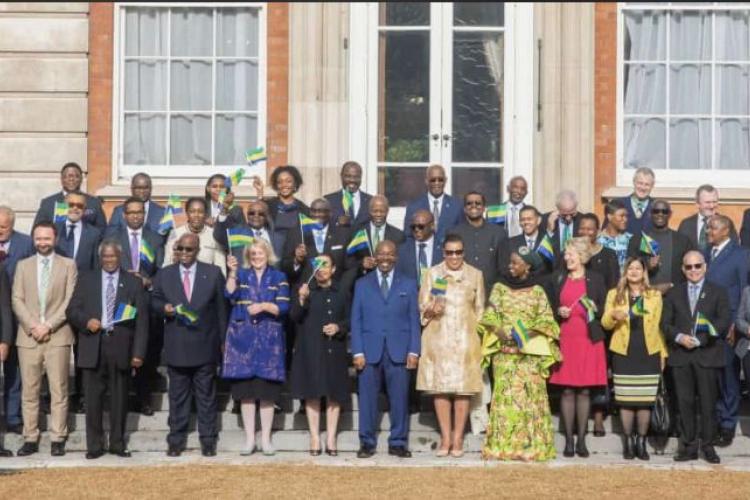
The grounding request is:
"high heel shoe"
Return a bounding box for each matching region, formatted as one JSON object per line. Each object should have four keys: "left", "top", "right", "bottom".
{"left": 635, "top": 435, "right": 650, "bottom": 461}
{"left": 623, "top": 434, "right": 635, "bottom": 460}
{"left": 575, "top": 435, "right": 589, "bottom": 458}
{"left": 563, "top": 437, "right": 575, "bottom": 457}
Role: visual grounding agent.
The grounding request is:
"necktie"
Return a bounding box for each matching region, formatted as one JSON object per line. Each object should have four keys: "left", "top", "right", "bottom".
{"left": 130, "top": 232, "right": 140, "bottom": 271}
{"left": 698, "top": 217, "right": 708, "bottom": 249}
{"left": 66, "top": 224, "right": 75, "bottom": 257}
{"left": 689, "top": 284, "right": 699, "bottom": 315}
{"left": 711, "top": 247, "right": 719, "bottom": 262}
{"left": 372, "top": 226, "right": 381, "bottom": 249}
{"left": 39, "top": 257, "right": 50, "bottom": 321}
{"left": 527, "top": 237, "right": 535, "bottom": 249}
{"left": 418, "top": 242, "right": 427, "bottom": 280}
{"left": 105, "top": 274, "right": 116, "bottom": 328}
{"left": 635, "top": 199, "right": 645, "bottom": 218}
{"left": 561, "top": 223, "right": 571, "bottom": 250}
{"left": 380, "top": 271, "right": 390, "bottom": 300}
{"left": 510, "top": 206, "right": 520, "bottom": 237}
{"left": 314, "top": 230, "right": 325, "bottom": 254}
{"left": 182, "top": 270, "right": 192, "bottom": 302}
{"left": 432, "top": 199, "right": 440, "bottom": 231}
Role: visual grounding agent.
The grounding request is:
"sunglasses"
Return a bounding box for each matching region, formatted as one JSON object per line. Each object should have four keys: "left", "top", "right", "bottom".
{"left": 464, "top": 201, "right": 484, "bottom": 207}
{"left": 67, "top": 202, "right": 85, "bottom": 209}
{"left": 124, "top": 211, "right": 144, "bottom": 215}
{"left": 683, "top": 263, "right": 704, "bottom": 270}
{"left": 410, "top": 224, "right": 428, "bottom": 231}
{"left": 428, "top": 177, "right": 446, "bottom": 183}
{"left": 444, "top": 249, "right": 464, "bottom": 256}
{"left": 651, "top": 208, "right": 670, "bottom": 215}
{"left": 175, "top": 246, "right": 197, "bottom": 252}
{"left": 247, "top": 211, "right": 267, "bottom": 217}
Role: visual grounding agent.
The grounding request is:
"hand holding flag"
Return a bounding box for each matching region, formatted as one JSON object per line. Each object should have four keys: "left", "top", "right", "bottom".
{"left": 175, "top": 304, "right": 199, "bottom": 325}
{"left": 54, "top": 202, "right": 69, "bottom": 224}
{"left": 113, "top": 303, "right": 137, "bottom": 324}
{"left": 346, "top": 228, "right": 371, "bottom": 255}
{"left": 431, "top": 277, "right": 448, "bottom": 296}
{"left": 639, "top": 233, "right": 660, "bottom": 256}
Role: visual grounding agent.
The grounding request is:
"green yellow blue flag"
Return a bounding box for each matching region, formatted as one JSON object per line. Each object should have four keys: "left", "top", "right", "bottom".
{"left": 536, "top": 234, "right": 555, "bottom": 262}
{"left": 54, "top": 202, "right": 68, "bottom": 224}
{"left": 486, "top": 204, "right": 507, "bottom": 224}
{"left": 113, "top": 303, "right": 137, "bottom": 323}
{"left": 225, "top": 168, "right": 246, "bottom": 190}
{"left": 346, "top": 229, "right": 370, "bottom": 255}
{"left": 227, "top": 227, "right": 255, "bottom": 249}
{"left": 158, "top": 208, "right": 175, "bottom": 235}
{"left": 510, "top": 319, "right": 531, "bottom": 349}
{"left": 342, "top": 190, "right": 354, "bottom": 216}
{"left": 139, "top": 238, "right": 156, "bottom": 270}
{"left": 630, "top": 295, "right": 648, "bottom": 317}
{"left": 166, "top": 194, "right": 183, "bottom": 214}
{"left": 431, "top": 277, "right": 448, "bottom": 296}
{"left": 694, "top": 312, "right": 718, "bottom": 337}
{"left": 579, "top": 295, "right": 597, "bottom": 323}
{"left": 639, "top": 233, "right": 660, "bottom": 256}
{"left": 299, "top": 213, "right": 322, "bottom": 233}
{"left": 245, "top": 147, "right": 267, "bottom": 165}
{"left": 175, "top": 304, "right": 199, "bottom": 325}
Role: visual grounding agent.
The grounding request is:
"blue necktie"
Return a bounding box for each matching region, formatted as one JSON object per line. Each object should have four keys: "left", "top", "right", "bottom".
{"left": 380, "top": 272, "right": 390, "bottom": 300}
{"left": 314, "top": 230, "right": 325, "bottom": 254}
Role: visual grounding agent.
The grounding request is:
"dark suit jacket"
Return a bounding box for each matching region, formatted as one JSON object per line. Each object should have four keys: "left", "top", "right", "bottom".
{"left": 34, "top": 191, "right": 107, "bottom": 231}
{"left": 661, "top": 281, "right": 730, "bottom": 367}
{"left": 587, "top": 246, "right": 620, "bottom": 291}
{"left": 151, "top": 262, "right": 228, "bottom": 367}
{"left": 280, "top": 223, "right": 355, "bottom": 285}
{"left": 615, "top": 195, "right": 653, "bottom": 236}
{"left": 627, "top": 228, "right": 694, "bottom": 286}
{"left": 104, "top": 225, "right": 165, "bottom": 278}
{"left": 213, "top": 219, "right": 285, "bottom": 266}
{"left": 395, "top": 237, "right": 442, "bottom": 282}
{"left": 324, "top": 190, "right": 372, "bottom": 228}
{"left": 677, "top": 213, "right": 739, "bottom": 249}
{"left": 403, "top": 193, "right": 463, "bottom": 245}
{"left": 705, "top": 240, "right": 749, "bottom": 319}
{"left": 0, "top": 263, "right": 12, "bottom": 346}
{"left": 740, "top": 208, "right": 750, "bottom": 250}
{"left": 109, "top": 201, "right": 166, "bottom": 236}
{"left": 545, "top": 269, "right": 607, "bottom": 342}
{"left": 66, "top": 270, "right": 149, "bottom": 370}
{"left": 54, "top": 221, "right": 102, "bottom": 272}
{"left": 1, "top": 230, "right": 34, "bottom": 282}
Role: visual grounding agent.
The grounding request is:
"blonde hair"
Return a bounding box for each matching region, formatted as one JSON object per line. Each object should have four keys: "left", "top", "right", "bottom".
{"left": 565, "top": 236, "right": 593, "bottom": 265}
{"left": 614, "top": 257, "right": 652, "bottom": 306}
{"left": 242, "top": 238, "right": 278, "bottom": 267}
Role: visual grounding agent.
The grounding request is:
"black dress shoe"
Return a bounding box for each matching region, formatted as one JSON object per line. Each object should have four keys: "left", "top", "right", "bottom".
{"left": 623, "top": 435, "right": 635, "bottom": 460}
{"left": 167, "top": 447, "right": 182, "bottom": 457}
{"left": 715, "top": 429, "right": 734, "bottom": 448}
{"left": 309, "top": 448, "right": 322, "bottom": 456}
{"left": 51, "top": 441, "right": 66, "bottom": 457}
{"left": 575, "top": 436, "right": 589, "bottom": 458}
{"left": 140, "top": 403, "right": 155, "bottom": 417}
{"left": 673, "top": 450, "right": 698, "bottom": 462}
{"left": 563, "top": 437, "right": 575, "bottom": 457}
{"left": 388, "top": 446, "right": 412, "bottom": 458}
{"left": 73, "top": 400, "right": 87, "bottom": 414}
{"left": 6, "top": 423, "right": 23, "bottom": 434}
{"left": 16, "top": 442, "right": 38, "bottom": 456}
{"left": 0, "top": 447, "right": 13, "bottom": 457}
{"left": 110, "top": 449, "right": 132, "bottom": 458}
{"left": 201, "top": 444, "right": 217, "bottom": 457}
{"left": 86, "top": 450, "right": 105, "bottom": 460}
{"left": 635, "top": 435, "right": 650, "bottom": 461}
{"left": 325, "top": 449, "right": 338, "bottom": 457}
{"left": 356, "top": 446, "right": 375, "bottom": 458}
{"left": 703, "top": 446, "right": 721, "bottom": 464}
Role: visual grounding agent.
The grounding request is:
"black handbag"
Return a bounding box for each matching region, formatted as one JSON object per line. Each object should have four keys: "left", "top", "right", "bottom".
{"left": 650, "top": 375, "right": 671, "bottom": 435}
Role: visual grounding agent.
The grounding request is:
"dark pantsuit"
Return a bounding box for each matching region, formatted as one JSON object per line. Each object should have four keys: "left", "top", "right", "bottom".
{"left": 83, "top": 336, "right": 130, "bottom": 453}
{"left": 673, "top": 361, "right": 720, "bottom": 452}
{"left": 2, "top": 346, "right": 22, "bottom": 426}
{"left": 167, "top": 363, "right": 217, "bottom": 449}
{"left": 358, "top": 352, "right": 409, "bottom": 449}
{"left": 716, "top": 342, "right": 741, "bottom": 431}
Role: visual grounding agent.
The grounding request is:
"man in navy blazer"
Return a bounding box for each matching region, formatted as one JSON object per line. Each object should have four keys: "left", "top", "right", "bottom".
{"left": 33, "top": 162, "right": 107, "bottom": 231}
{"left": 324, "top": 161, "right": 373, "bottom": 229}
{"left": 613, "top": 166, "right": 656, "bottom": 235}
{"left": 397, "top": 210, "right": 442, "bottom": 284}
{"left": 0, "top": 206, "right": 34, "bottom": 434}
{"left": 403, "top": 164, "right": 462, "bottom": 245}
{"left": 705, "top": 214, "right": 749, "bottom": 447}
{"left": 108, "top": 173, "right": 166, "bottom": 236}
{"left": 54, "top": 192, "right": 102, "bottom": 272}
{"left": 151, "top": 233, "right": 227, "bottom": 457}
{"left": 352, "top": 240, "right": 420, "bottom": 458}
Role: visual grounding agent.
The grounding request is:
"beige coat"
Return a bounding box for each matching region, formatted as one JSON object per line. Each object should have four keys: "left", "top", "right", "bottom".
{"left": 164, "top": 224, "right": 227, "bottom": 275}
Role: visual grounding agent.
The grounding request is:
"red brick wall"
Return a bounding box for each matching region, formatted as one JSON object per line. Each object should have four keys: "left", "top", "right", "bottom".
{"left": 594, "top": 3, "right": 617, "bottom": 218}
{"left": 267, "top": 3, "right": 289, "bottom": 178}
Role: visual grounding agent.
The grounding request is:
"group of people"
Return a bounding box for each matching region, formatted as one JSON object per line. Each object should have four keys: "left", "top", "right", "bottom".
{"left": 0, "top": 161, "right": 749, "bottom": 464}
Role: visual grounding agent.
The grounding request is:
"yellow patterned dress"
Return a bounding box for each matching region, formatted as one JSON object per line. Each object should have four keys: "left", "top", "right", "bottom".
{"left": 477, "top": 282, "right": 561, "bottom": 461}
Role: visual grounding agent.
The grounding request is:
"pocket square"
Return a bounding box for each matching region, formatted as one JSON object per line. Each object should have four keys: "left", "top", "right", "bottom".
{"left": 331, "top": 245, "right": 343, "bottom": 250}
{"left": 399, "top": 292, "right": 407, "bottom": 297}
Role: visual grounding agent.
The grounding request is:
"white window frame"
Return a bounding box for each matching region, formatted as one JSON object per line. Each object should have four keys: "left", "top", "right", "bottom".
{"left": 112, "top": 2, "right": 267, "bottom": 184}
{"left": 616, "top": 2, "right": 750, "bottom": 189}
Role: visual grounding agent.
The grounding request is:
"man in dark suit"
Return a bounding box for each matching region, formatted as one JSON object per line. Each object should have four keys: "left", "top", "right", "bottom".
{"left": 0, "top": 206, "right": 34, "bottom": 435}
{"left": 105, "top": 197, "right": 164, "bottom": 415}
{"left": 214, "top": 199, "right": 284, "bottom": 263}
{"left": 0, "top": 261, "right": 14, "bottom": 456}
{"left": 705, "top": 214, "right": 749, "bottom": 447}
{"left": 403, "top": 164, "right": 462, "bottom": 245}
{"left": 396, "top": 210, "right": 442, "bottom": 283}
{"left": 677, "top": 184, "right": 738, "bottom": 251}
{"left": 542, "top": 190, "right": 582, "bottom": 255}
{"left": 151, "top": 233, "right": 227, "bottom": 457}
{"left": 353, "top": 194, "right": 405, "bottom": 277}
{"left": 33, "top": 162, "right": 107, "bottom": 231}
{"left": 66, "top": 240, "right": 148, "bottom": 459}
{"left": 504, "top": 205, "right": 556, "bottom": 278}
{"left": 614, "top": 166, "right": 655, "bottom": 235}
{"left": 324, "top": 161, "right": 373, "bottom": 229}
{"left": 627, "top": 199, "right": 694, "bottom": 294}
{"left": 661, "top": 250, "right": 730, "bottom": 464}
{"left": 352, "top": 240, "right": 420, "bottom": 458}
{"left": 108, "top": 172, "right": 166, "bottom": 236}
{"left": 281, "top": 198, "right": 354, "bottom": 285}
{"left": 448, "top": 191, "right": 506, "bottom": 298}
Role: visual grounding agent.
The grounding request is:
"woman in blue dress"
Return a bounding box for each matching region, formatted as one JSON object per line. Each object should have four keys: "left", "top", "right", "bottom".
{"left": 223, "top": 238, "right": 290, "bottom": 456}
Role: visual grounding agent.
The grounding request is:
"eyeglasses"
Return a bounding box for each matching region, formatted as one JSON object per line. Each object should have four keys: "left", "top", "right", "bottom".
{"left": 175, "top": 246, "right": 197, "bottom": 252}
{"left": 124, "top": 211, "right": 144, "bottom": 215}
{"left": 67, "top": 202, "right": 85, "bottom": 209}
{"left": 428, "top": 177, "right": 446, "bottom": 183}
{"left": 444, "top": 249, "right": 464, "bottom": 256}
{"left": 683, "top": 263, "right": 704, "bottom": 270}
{"left": 651, "top": 208, "right": 670, "bottom": 215}
{"left": 247, "top": 211, "right": 267, "bottom": 217}
{"left": 410, "top": 224, "right": 428, "bottom": 231}
{"left": 464, "top": 201, "right": 483, "bottom": 207}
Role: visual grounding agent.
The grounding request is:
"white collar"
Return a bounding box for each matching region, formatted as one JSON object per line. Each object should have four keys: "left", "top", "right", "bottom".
{"left": 713, "top": 238, "right": 731, "bottom": 255}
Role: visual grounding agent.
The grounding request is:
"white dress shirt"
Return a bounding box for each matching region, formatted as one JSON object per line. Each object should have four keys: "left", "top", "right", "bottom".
{"left": 711, "top": 237, "right": 731, "bottom": 261}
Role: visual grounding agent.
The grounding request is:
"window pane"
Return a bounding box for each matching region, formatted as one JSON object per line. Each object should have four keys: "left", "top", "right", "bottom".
{"left": 624, "top": 64, "right": 666, "bottom": 114}
{"left": 215, "top": 114, "right": 258, "bottom": 165}
{"left": 451, "top": 167, "right": 503, "bottom": 205}
{"left": 452, "top": 32, "right": 503, "bottom": 163}
{"left": 124, "top": 61, "right": 167, "bottom": 111}
{"left": 670, "top": 11, "right": 711, "bottom": 61}
{"left": 170, "top": 114, "right": 212, "bottom": 165}
{"left": 125, "top": 7, "right": 167, "bottom": 57}
{"left": 170, "top": 61, "right": 213, "bottom": 111}
{"left": 124, "top": 114, "right": 166, "bottom": 164}
{"left": 171, "top": 8, "right": 213, "bottom": 57}
{"left": 669, "top": 118, "right": 711, "bottom": 169}
{"left": 716, "top": 12, "right": 750, "bottom": 61}
{"left": 624, "top": 118, "right": 666, "bottom": 169}
{"left": 378, "top": 2, "right": 429, "bottom": 26}
{"left": 377, "top": 167, "right": 427, "bottom": 207}
{"left": 454, "top": 3, "right": 504, "bottom": 27}
{"left": 717, "top": 64, "right": 750, "bottom": 115}
{"left": 217, "top": 61, "right": 258, "bottom": 111}
{"left": 624, "top": 11, "right": 666, "bottom": 61}
{"left": 717, "top": 119, "right": 750, "bottom": 169}
{"left": 379, "top": 32, "right": 430, "bottom": 163}
{"left": 217, "top": 8, "right": 259, "bottom": 57}
{"left": 669, "top": 64, "right": 711, "bottom": 114}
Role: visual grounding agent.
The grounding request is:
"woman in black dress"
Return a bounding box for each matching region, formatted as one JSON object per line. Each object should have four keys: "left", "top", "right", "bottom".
{"left": 252, "top": 165, "right": 310, "bottom": 245}
{"left": 289, "top": 254, "right": 351, "bottom": 456}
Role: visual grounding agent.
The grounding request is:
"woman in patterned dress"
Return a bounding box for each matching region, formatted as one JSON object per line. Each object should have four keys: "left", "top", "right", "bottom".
{"left": 598, "top": 199, "right": 633, "bottom": 274}
{"left": 477, "top": 246, "right": 561, "bottom": 461}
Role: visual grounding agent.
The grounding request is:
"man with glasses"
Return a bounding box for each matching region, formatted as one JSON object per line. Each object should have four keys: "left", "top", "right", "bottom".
{"left": 542, "top": 190, "right": 582, "bottom": 258}
{"left": 34, "top": 162, "right": 107, "bottom": 231}
{"left": 396, "top": 210, "right": 442, "bottom": 283}
{"left": 677, "top": 184, "right": 738, "bottom": 251}
{"left": 215, "top": 199, "right": 284, "bottom": 264}
{"left": 704, "top": 214, "right": 749, "bottom": 448}
{"left": 627, "top": 199, "right": 694, "bottom": 295}
{"left": 353, "top": 195, "right": 405, "bottom": 277}
{"left": 403, "top": 164, "right": 462, "bottom": 245}
{"left": 661, "top": 251, "right": 730, "bottom": 464}
{"left": 109, "top": 173, "right": 166, "bottom": 236}
{"left": 448, "top": 191, "right": 507, "bottom": 298}
{"left": 324, "top": 161, "right": 373, "bottom": 228}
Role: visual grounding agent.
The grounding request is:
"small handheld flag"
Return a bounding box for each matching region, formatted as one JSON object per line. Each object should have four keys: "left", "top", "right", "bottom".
{"left": 346, "top": 229, "right": 370, "bottom": 255}
{"left": 536, "top": 234, "right": 555, "bottom": 262}
{"left": 227, "top": 227, "right": 255, "bottom": 249}
{"left": 175, "top": 304, "right": 199, "bottom": 325}
{"left": 486, "top": 204, "right": 507, "bottom": 225}
{"left": 299, "top": 214, "right": 322, "bottom": 233}
{"left": 306, "top": 256, "right": 330, "bottom": 284}
{"left": 630, "top": 295, "right": 648, "bottom": 317}
{"left": 245, "top": 147, "right": 267, "bottom": 165}
{"left": 579, "top": 295, "right": 597, "bottom": 323}
{"left": 166, "top": 194, "right": 183, "bottom": 214}
{"left": 694, "top": 312, "right": 718, "bottom": 337}
{"left": 639, "top": 233, "right": 660, "bottom": 256}
{"left": 431, "top": 277, "right": 448, "bottom": 296}
{"left": 510, "top": 319, "right": 531, "bottom": 349}
{"left": 225, "top": 168, "right": 246, "bottom": 190}
{"left": 113, "top": 303, "right": 137, "bottom": 324}
{"left": 342, "top": 190, "right": 354, "bottom": 216}
{"left": 139, "top": 238, "right": 156, "bottom": 271}
{"left": 158, "top": 208, "right": 175, "bottom": 235}
{"left": 54, "top": 202, "right": 69, "bottom": 224}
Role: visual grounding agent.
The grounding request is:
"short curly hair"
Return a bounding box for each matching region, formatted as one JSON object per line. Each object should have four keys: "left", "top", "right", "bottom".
{"left": 270, "top": 165, "right": 304, "bottom": 191}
